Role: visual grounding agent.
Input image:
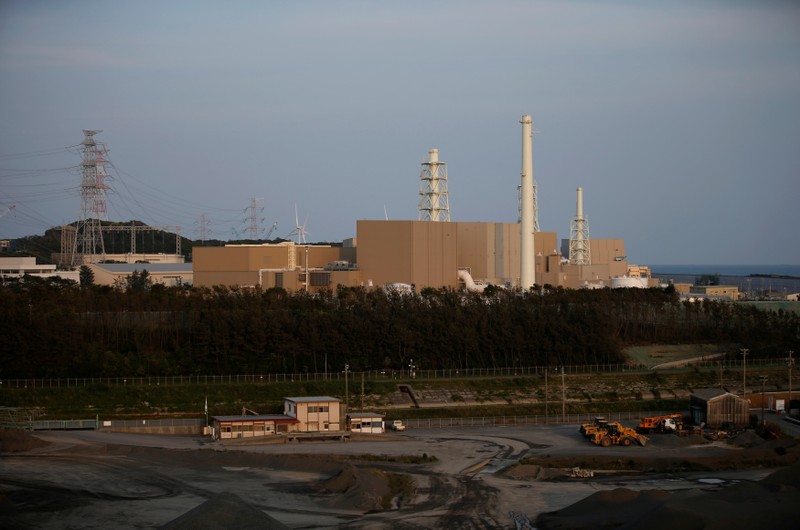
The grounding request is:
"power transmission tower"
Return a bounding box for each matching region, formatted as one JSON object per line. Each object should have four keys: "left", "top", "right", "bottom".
{"left": 243, "top": 197, "right": 265, "bottom": 240}
{"left": 196, "top": 213, "right": 212, "bottom": 244}
{"left": 72, "top": 130, "right": 111, "bottom": 264}
{"left": 418, "top": 148, "right": 450, "bottom": 222}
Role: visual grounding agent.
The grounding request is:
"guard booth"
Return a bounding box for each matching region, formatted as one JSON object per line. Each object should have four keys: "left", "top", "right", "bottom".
{"left": 346, "top": 412, "right": 385, "bottom": 433}
{"left": 690, "top": 388, "right": 750, "bottom": 428}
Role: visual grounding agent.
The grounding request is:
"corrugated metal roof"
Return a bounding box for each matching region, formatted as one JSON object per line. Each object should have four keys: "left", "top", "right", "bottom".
{"left": 284, "top": 396, "right": 341, "bottom": 403}
{"left": 692, "top": 388, "right": 732, "bottom": 402}
{"left": 212, "top": 415, "right": 298, "bottom": 422}
{"left": 346, "top": 412, "right": 384, "bottom": 418}
{"left": 94, "top": 263, "right": 192, "bottom": 273}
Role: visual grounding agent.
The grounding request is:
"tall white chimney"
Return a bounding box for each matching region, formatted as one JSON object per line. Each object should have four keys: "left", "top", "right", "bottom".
{"left": 520, "top": 115, "right": 535, "bottom": 290}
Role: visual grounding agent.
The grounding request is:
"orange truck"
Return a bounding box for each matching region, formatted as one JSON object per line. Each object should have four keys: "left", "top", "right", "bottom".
{"left": 637, "top": 413, "right": 684, "bottom": 434}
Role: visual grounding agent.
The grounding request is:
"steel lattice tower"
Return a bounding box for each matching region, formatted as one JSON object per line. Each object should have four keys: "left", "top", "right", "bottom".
{"left": 569, "top": 187, "right": 591, "bottom": 265}
{"left": 73, "top": 130, "right": 110, "bottom": 264}
{"left": 418, "top": 148, "right": 450, "bottom": 222}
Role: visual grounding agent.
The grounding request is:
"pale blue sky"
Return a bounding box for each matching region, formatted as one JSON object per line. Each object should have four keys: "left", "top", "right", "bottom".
{"left": 1, "top": 1, "right": 798, "bottom": 265}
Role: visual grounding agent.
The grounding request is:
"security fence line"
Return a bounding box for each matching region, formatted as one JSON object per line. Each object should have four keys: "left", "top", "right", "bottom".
{"left": 0, "top": 357, "right": 783, "bottom": 389}
{"left": 6, "top": 411, "right": 680, "bottom": 432}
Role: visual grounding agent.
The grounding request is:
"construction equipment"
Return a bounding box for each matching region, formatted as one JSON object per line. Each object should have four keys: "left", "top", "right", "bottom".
{"left": 579, "top": 416, "right": 609, "bottom": 437}
{"left": 589, "top": 421, "right": 649, "bottom": 447}
{"left": 637, "top": 413, "right": 684, "bottom": 434}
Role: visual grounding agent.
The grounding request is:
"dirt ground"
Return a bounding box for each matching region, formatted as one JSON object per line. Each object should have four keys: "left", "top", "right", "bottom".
{"left": 1, "top": 423, "right": 799, "bottom": 529}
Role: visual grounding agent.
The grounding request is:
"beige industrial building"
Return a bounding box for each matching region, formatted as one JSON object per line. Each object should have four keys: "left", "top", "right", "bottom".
{"left": 689, "top": 285, "right": 740, "bottom": 301}
{"left": 0, "top": 256, "right": 79, "bottom": 282}
{"left": 283, "top": 396, "right": 341, "bottom": 433}
{"left": 193, "top": 220, "right": 636, "bottom": 292}
{"left": 210, "top": 396, "right": 342, "bottom": 440}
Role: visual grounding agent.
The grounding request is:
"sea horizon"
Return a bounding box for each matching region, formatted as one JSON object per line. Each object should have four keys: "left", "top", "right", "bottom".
{"left": 648, "top": 264, "right": 800, "bottom": 277}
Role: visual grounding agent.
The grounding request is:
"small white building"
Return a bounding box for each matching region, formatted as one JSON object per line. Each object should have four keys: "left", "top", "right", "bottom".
{"left": 346, "top": 413, "right": 385, "bottom": 433}
{"left": 0, "top": 256, "right": 79, "bottom": 282}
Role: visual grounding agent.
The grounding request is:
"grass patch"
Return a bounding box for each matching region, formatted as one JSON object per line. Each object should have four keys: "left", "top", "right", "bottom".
{"left": 624, "top": 344, "right": 721, "bottom": 369}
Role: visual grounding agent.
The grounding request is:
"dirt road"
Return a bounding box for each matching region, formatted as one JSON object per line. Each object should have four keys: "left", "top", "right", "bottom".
{"left": 1, "top": 425, "right": 797, "bottom": 529}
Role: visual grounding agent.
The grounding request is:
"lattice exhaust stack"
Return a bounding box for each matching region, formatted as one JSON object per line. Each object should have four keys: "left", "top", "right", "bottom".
{"left": 418, "top": 148, "right": 450, "bottom": 222}
{"left": 569, "top": 187, "right": 591, "bottom": 265}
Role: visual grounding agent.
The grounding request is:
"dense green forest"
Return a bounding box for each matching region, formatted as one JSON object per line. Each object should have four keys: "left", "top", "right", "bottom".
{"left": 1, "top": 278, "right": 797, "bottom": 379}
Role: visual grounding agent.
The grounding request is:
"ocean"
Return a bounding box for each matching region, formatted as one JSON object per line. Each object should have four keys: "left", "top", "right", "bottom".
{"left": 648, "top": 264, "right": 800, "bottom": 295}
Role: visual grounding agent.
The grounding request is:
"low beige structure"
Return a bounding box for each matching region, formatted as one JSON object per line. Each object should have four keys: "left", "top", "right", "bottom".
{"left": 689, "top": 285, "right": 740, "bottom": 301}
{"left": 211, "top": 414, "right": 300, "bottom": 440}
{"left": 283, "top": 396, "right": 342, "bottom": 432}
{"left": 86, "top": 262, "right": 193, "bottom": 287}
{"left": 0, "top": 256, "right": 79, "bottom": 282}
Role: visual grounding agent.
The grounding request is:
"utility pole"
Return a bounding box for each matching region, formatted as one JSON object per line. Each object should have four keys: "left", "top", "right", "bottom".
{"left": 760, "top": 375, "right": 768, "bottom": 426}
{"left": 788, "top": 351, "right": 794, "bottom": 413}
{"left": 360, "top": 372, "right": 365, "bottom": 412}
{"left": 544, "top": 369, "right": 548, "bottom": 424}
{"left": 740, "top": 348, "right": 750, "bottom": 398}
{"left": 561, "top": 367, "right": 566, "bottom": 420}
{"left": 344, "top": 364, "right": 350, "bottom": 415}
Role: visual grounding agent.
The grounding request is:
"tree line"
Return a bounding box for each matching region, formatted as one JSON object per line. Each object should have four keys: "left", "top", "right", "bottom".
{"left": 1, "top": 277, "right": 797, "bottom": 379}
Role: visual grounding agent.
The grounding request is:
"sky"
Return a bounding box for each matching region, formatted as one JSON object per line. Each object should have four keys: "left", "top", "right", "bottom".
{"left": 1, "top": 0, "right": 798, "bottom": 265}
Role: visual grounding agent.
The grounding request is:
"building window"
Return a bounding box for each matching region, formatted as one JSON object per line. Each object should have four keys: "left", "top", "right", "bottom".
{"left": 310, "top": 271, "right": 331, "bottom": 287}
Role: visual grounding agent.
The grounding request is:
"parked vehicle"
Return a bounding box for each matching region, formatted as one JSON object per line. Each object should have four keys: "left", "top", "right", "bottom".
{"left": 385, "top": 419, "right": 406, "bottom": 431}
{"left": 579, "top": 416, "right": 609, "bottom": 437}
{"left": 589, "top": 421, "right": 649, "bottom": 447}
{"left": 637, "top": 413, "right": 684, "bottom": 434}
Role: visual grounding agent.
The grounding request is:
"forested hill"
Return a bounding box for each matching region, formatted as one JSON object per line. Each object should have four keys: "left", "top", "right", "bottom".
{"left": 1, "top": 281, "right": 797, "bottom": 379}
{"left": 2, "top": 220, "right": 296, "bottom": 264}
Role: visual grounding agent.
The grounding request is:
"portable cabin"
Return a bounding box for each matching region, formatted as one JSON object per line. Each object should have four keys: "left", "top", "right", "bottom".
{"left": 211, "top": 415, "right": 299, "bottom": 440}
{"left": 346, "top": 413, "right": 385, "bottom": 433}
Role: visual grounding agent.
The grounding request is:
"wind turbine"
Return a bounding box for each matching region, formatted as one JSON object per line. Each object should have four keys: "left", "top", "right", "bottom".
{"left": 286, "top": 204, "right": 310, "bottom": 244}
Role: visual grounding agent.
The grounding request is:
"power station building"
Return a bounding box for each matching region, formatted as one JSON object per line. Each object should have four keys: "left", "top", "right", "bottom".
{"left": 192, "top": 221, "right": 638, "bottom": 292}
{"left": 190, "top": 114, "right": 652, "bottom": 293}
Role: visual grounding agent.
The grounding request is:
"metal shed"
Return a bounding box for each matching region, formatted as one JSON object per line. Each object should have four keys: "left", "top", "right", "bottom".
{"left": 690, "top": 388, "right": 750, "bottom": 428}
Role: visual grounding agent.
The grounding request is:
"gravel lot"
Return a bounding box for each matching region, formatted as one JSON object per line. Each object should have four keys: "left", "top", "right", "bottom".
{"left": 1, "top": 424, "right": 798, "bottom": 529}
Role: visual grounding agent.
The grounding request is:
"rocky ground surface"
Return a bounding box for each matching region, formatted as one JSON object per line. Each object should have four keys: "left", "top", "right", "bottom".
{"left": 1, "top": 421, "right": 799, "bottom": 529}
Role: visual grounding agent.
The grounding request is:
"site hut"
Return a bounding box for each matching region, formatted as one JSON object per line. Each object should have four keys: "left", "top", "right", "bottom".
{"left": 346, "top": 413, "right": 385, "bottom": 434}
{"left": 210, "top": 414, "right": 299, "bottom": 440}
{"left": 690, "top": 388, "right": 750, "bottom": 428}
{"left": 283, "top": 396, "right": 342, "bottom": 432}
